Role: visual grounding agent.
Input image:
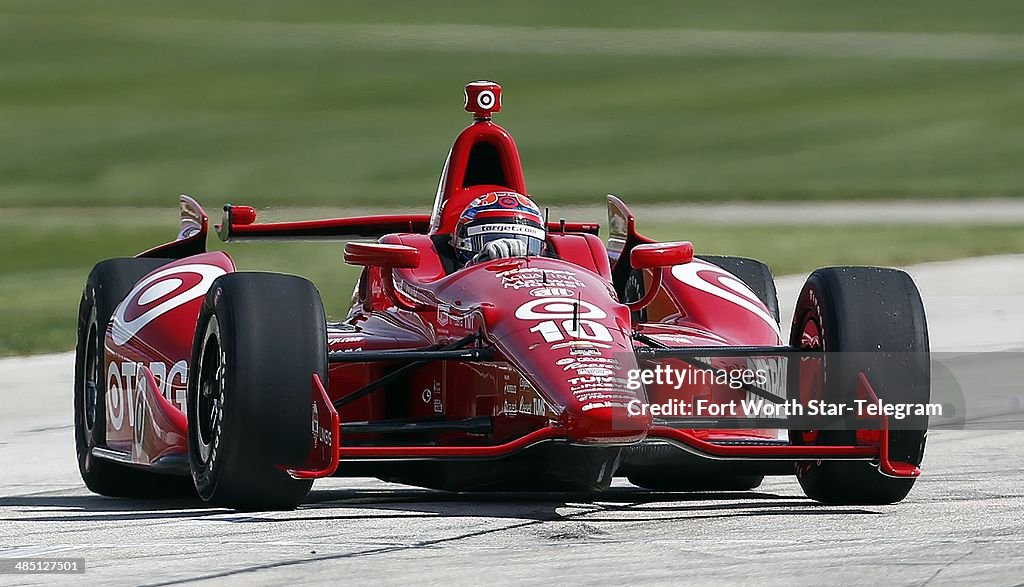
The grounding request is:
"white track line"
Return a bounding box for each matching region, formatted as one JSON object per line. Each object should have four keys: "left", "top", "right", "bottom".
{"left": 6, "top": 15, "right": 1024, "bottom": 61}
{"left": 6, "top": 199, "right": 1024, "bottom": 225}
{"left": 561, "top": 199, "right": 1024, "bottom": 225}
{"left": 774, "top": 253, "right": 1024, "bottom": 352}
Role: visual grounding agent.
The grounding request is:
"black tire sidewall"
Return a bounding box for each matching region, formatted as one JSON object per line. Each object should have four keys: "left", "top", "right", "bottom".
{"left": 187, "top": 272, "right": 325, "bottom": 510}
{"left": 74, "top": 258, "right": 195, "bottom": 498}
{"left": 789, "top": 267, "right": 929, "bottom": 505}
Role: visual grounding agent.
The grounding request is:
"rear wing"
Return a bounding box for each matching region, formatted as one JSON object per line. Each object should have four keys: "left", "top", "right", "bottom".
{"left": 217, "top": 203, "right": 599, "bottom": 242}
{"left": 217, "top": 204, "right": 431, "bottom": 242}
{"left": 138, "top": 199, "right": 600, "bottom": 256}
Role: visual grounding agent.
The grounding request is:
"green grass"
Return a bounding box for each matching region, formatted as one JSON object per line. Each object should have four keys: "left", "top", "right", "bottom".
{"left": 0, "top": 210, "right": 363, "bottom": 355}
{"left": 2, "top": 208, "right": 1022, "bottom": 356}
{"left": 1, "top": 1, "right": 1024, "bottom": 207}
{"left": 3, "top": 2, "right": 1024, "bottom": 354}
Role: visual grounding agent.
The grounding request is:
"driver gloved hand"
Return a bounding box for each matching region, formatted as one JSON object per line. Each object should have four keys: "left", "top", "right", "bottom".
{"left": 476, "top": 238, "right": 528, "bottom": 261}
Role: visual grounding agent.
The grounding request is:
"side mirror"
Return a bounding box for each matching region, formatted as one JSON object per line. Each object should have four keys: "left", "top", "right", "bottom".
{"left": 630, "top": 241, "right": 693, "bottom": 269}
{"left": 344, "top": 242, "right": 420, "bottom": 269}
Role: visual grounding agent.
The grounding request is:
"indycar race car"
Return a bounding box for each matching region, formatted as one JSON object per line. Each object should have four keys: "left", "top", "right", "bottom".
{"left": 74, "top": 81, "right": 930, "bottom": 510}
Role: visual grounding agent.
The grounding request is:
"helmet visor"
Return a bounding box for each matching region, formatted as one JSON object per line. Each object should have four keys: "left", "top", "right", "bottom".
{"left": 462, "top": 223, "right": 546, "bottom": 257}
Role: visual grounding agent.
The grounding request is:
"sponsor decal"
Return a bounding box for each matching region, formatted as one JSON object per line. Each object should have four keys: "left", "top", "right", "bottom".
{"left": 530, "top": 287, "right": 575, "bottom": 298}
{"left": 330, "top": 335, "right": 365, "bottom": 344}
{"left": 567, "top": 375, "right": 626, "bottom": 387}
{"left": 650, "top": 333, "right": 694, "bottom": 345}
{"left": 311, "top": 402, "right": 319, "bottom": 448}
{"left": 111, "top": 263, "right": 226, "bottom": 346}
{"left": 311, "top": 401, "right": 333, "bottom": 449}
{"left": 433, "top": 398, "right": 443, "bottom": 414}
{"left": 558, "top": 357, "right": 622, "bottom": 370}
{"left": 502, "top": 398, "right": 518, "bottom": 415}
{"left": 422, "top": 380, "right": 441, "bottom": 405}
{"left": 746, "top": 356, "right": 788, "bottom": 402}
{"left": 497, "top": 268, "right": 586, "bottom": 290}
{"left": 554, "top": 340, "right": 611, "bottom": 352}
{"left": 107, "top": 360, "right": 188, "bottom": 431}
{"left": 437, "top": 304, "right": 474, "bottom": 329}
{"left": 573, "top": 390, "right": 637, "bottom": 402}
{"left": 581, "top": 401, "right": 628, "bottom": 412}
{"left": 518, "top": 396, "right": 546, "bottom": 415}
{"left": 467, "top": 223, "right": 545, "bottom": 240}
{"left": 575, "top": 367, "right": 614, "bottom": 376}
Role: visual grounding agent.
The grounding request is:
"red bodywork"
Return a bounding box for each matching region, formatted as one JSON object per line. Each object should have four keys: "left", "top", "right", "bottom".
{"left": 99, "top": 83, "right": 918, "bottom": 491}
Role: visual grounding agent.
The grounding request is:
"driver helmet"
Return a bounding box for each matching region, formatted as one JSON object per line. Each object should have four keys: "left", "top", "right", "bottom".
{"left": 452, "top": 191, "right": 546, "bottom": 266}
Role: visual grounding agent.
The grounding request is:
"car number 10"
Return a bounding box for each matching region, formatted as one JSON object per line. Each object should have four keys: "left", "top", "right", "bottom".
{"left": 515, "top": 297, "right": 614, "bottom": 343}
{"left": 529, "top": 319, "right": 613, "bottom": 343}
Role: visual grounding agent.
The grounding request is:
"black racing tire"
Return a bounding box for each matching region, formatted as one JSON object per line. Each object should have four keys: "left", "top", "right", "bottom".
{"left": 789, "top": 267, "right": 929, "bottom": 505}
{"left": 623, "top": 255, "right": 777, "bottom": 491}
{"left": 74, "top": 258, "right": 196, "bottom": 498}
{"left": 187, "top": 272, "right": 327, "bottom": 510}
{"left": 624, "top": 255, "right": 780, "bottom": 325}
{"left": 696, "top": 255, "right": 780, "bottom": 324}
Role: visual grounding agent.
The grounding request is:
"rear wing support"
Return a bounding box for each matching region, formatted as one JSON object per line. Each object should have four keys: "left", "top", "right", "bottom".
{"left": 137, "top": 195, "right": 209, "bottom": 259}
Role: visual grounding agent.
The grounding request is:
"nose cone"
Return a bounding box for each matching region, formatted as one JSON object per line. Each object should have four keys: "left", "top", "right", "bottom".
{"left": 459, "top": 257, "right": 653, "bottom": 444}
{"left": 561, "top": 399, "right": 652, "bottom": 444}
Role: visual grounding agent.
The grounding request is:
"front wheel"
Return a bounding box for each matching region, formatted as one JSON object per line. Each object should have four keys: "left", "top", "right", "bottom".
{"left": 74, "top": 258, "right": 195, "bottom": 497}
{"left": 187, "top": 272, "right": 327, "bottom": 510}
{"left": 789, "top": 267, "right": 929, "bottom": 505}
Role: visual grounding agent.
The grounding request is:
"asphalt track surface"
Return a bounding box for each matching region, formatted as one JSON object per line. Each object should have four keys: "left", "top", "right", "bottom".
{"left": 1, "top": 255, "right": 1022, "bottom": 586}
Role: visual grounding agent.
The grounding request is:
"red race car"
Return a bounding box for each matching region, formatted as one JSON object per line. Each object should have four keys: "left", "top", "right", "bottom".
{"left": 74, "top": 81, "right": 930, "bottom": 510}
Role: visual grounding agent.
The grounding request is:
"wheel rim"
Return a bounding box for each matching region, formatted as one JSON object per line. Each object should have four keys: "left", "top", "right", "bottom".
{"left": 195, "top": 317, "right": 225, "bottom": 466}
{"left": 797, "top": 313, "right": 824, "bottom": 444}
{"left": 82, "top": 315, "right": 100, "bottom": 436}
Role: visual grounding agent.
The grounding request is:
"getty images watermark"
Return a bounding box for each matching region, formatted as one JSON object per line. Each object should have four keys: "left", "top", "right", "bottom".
{"left": 623, "top": 364, "right": 944, "bottom": 420}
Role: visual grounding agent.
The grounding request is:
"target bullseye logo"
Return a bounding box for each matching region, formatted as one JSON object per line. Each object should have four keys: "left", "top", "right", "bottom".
{"left": 670, "top": 261, "right": 781, "bottom": 336}
{"left": 111, "top": 263, "right": 227, "bottom": 345}
{"left": 464, "top": 81, "right": 502, "bottom": 116}
{"left": 477, "top": 90, "right": 495, "bottom": 110}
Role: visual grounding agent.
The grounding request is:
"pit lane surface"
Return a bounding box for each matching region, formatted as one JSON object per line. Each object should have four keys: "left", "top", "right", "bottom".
{"left": 2, "top": 255, "right": 1022, "bottom": 586}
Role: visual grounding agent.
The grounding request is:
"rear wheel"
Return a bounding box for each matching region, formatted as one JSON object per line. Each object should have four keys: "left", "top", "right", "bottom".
{"left": 697, "top": 255, "right": 780, "bottom": 323}
{"left": 624, "top": 255, "right": 779, "bottom": 324}
{"left": 187, "top": 272, "right": 327, "bottom": 510}
{"left": 624, "top": 255, "right": 778, "bottom": 491}
{"left": 789, "top": 267, "right": 929, "bottom": 505}
{"left": 74, "top": 258, "right": 195, "bottom": 497}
